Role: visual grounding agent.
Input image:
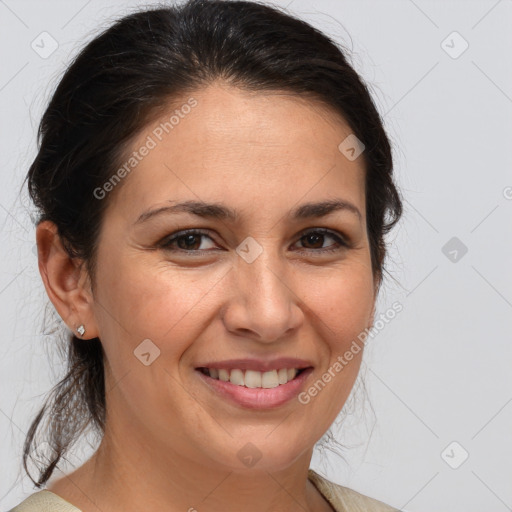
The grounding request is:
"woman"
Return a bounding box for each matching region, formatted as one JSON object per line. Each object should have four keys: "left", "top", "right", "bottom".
{"left": 10, "top": 0, "right": 403, "bottom": 510}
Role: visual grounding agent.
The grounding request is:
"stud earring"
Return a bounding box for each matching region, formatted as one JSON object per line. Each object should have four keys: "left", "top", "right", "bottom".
{"left": 77, "top": 325, "right": 86, "bottom": 336}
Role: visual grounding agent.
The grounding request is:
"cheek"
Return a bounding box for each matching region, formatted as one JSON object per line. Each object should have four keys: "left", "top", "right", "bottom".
{"left": 301, "top": 265, "right": 375, "bottom": 347}
{"left": 294, "top": 270, "right": 373, "bottom": 424}
{"left": 95, "top": 248, "right": 374, "bottom": 353}
{"left": 92, "top": 256, "right": 225, "bottom": 418}
{"left": 94, "top": 254, "right": 227, "bottom": 353}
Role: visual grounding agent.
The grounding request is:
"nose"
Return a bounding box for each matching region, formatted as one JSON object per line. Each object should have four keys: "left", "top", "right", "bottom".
{"left": 221, "top": 250, "right": 304, "bottom": 343}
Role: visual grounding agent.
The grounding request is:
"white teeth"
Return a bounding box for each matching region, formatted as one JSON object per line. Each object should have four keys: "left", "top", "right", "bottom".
{"left": 261, "top": 369, "right": 279, "bottom": 388}
{"left": 244, "top": 370, "right": 262, "bottom": 388}
{"left": 229, "top": 369, "right": 244, "bottom": 386}
{"left": 205, "top": 367, "right": 302, "bottom": 387}
{"left": 287, "top": 368, "right": 297, "bottom": 380}
{"left": 278, "top": 368, "right": 288, "bottom": 384}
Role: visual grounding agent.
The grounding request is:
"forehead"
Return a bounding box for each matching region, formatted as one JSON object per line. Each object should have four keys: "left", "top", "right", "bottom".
{"left": 106, "top": 82, "right": 366, "bottom": 224}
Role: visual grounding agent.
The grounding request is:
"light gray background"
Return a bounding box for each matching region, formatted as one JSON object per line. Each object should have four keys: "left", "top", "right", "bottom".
{"left": 1, "top": 1, "right": 511, "bottom": 511}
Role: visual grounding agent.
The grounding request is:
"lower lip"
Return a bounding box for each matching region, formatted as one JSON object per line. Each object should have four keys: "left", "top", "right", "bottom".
{"left": 195, "top": 368, "right": 313, "bottom": 409}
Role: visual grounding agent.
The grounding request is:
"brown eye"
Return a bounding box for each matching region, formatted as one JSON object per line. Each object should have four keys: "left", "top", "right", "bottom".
{"left": 159, "top": 229, "right": 217, "bottom": 252}
{"left": 295, "top": 229, "right": 348, "bottom": 254}
{"left": 158, "top": 228, "right": 349, "bottom": 256}
{"left": 175, "top": 233, "right": 203, "bottom": 250}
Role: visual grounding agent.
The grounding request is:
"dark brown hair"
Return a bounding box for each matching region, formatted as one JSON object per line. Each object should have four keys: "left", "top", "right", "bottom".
{"left": 22, "top": 0, "right": 403, "bottom": 487}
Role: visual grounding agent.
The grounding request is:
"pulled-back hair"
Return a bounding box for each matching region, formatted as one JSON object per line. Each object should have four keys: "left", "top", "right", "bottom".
{"left": 23, "top": 0, "right": 402, "bottom": 487}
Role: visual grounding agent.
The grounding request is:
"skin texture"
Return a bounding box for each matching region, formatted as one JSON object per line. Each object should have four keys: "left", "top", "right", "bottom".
{"left": 37, "top": 81, "right": 378, "bottom": 512}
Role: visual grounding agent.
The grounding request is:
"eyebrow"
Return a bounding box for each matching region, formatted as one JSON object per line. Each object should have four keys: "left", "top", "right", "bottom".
{"left": 134, "top": 198, "right": 362, "bottom": 225}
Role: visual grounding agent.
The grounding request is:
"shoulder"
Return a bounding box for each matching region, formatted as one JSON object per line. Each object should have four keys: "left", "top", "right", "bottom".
{"left": 308, "top": 468, "right": 402, "bottom": 512}
{"left": 7, "top": 490, "right": 82, "bottom": 512}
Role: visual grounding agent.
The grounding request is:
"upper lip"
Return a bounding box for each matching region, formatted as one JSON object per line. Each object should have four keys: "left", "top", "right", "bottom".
{"left": 195, "top": 357, "right": 314, "bottom": 372}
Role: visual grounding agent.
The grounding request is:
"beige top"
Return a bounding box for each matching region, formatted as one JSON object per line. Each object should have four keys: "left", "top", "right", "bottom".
{"left": 8, "top": 469, "right": 400, "bottom": 512}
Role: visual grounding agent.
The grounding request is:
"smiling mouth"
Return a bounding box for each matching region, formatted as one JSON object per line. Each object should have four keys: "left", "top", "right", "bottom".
{"left": 196, "top": 367, "right": 309, "bottom": 389}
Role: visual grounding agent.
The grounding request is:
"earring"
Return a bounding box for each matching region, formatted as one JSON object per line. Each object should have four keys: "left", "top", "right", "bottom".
{"left": 77, "top": 325, "right": 86, "bottom": 336}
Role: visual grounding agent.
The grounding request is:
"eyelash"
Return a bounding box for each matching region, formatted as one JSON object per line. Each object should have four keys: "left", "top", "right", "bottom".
{"left": 158, "top": 228, "right": 349, "bottom": 256}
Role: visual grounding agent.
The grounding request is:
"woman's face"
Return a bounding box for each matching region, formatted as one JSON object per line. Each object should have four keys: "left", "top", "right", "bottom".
{"left": 89, "top": 81, "right": 376, "bottom": 471}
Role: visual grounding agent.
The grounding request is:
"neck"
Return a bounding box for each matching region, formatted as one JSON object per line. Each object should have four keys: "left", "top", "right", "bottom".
{"left": 47, "top": 421, "right": 333, "bottom": 512}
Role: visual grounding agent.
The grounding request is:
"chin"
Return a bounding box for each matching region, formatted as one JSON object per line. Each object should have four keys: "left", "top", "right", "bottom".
{"left": 207, "top": 433, "right": 313, "bottom": 473}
